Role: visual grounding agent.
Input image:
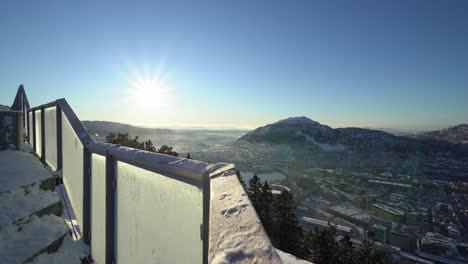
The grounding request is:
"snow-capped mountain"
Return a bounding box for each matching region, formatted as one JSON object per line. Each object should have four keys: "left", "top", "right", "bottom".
{"left": 419, "top": 124, "right": 468, "bottom": 144}
{"left": 239, "top": 117, "right": 412, "bottom": 153}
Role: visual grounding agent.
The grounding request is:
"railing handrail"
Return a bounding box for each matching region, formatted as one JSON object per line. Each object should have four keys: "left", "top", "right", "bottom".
{"left": 23, "top": 94, "right": 216, "bottom": 186}
{"left": 11, "top": 84, "right": 282, "bottom": 264}
{"left": 15, "top": 85, "right": 215, "bottom": 264}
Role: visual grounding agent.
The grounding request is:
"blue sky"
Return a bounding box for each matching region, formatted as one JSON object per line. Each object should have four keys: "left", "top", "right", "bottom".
{"left": 1, "top": 0, "right": 467, "bottom": 131}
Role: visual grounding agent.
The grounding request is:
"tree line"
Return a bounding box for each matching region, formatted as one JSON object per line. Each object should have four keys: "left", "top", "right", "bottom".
{"left": 236, "top": 171, "right": 396, "bottom": 264}
{"left": 105, "top": 132, "right": 191, "bottom": 158}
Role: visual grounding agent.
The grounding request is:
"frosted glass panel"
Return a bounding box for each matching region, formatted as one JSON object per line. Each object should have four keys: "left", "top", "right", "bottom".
{"left": 29, "top": 112, "right": 33, "bottom": 146}
{"left": 44, "top": 107, "right": 57, "bottom": 170}
{"left": 91, "top": 154, "right": 106, "bottom": 264}
{"left": 116, "top": 162, "right": 203, "bottom": 264}
{"left": 62, "top": 113, "right": 84, "bottom": 228}
{"left": 35, "top": 110, "right": 42, "bottom": 157}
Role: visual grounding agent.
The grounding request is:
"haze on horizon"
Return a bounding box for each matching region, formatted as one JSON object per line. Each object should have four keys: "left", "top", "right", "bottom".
{"left": 1, "top": 1, "right": 467, "bottom": 132}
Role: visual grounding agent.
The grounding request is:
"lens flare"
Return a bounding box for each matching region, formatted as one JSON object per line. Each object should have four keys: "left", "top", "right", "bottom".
{"left": 125, "top": 65, "right": 171, "bottom": 110}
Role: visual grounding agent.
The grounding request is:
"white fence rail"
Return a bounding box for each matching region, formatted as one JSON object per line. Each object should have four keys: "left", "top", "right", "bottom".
{"left": 10, "top": 85, "right": 282, "bottom": 264}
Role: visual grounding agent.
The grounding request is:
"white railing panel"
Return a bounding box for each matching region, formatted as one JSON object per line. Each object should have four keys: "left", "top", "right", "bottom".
{"left": 44, "top": 107, "right": 57, "bottom": 170}
{"left": 115, "top": 161, "right": 203, "bottom": 264}
{"left": 29, "top": 112, "right": 33, "bottom": 147}
{"left": 91, "top": 154, "right": 106, "bottom": 264}
{"left": 34, "top": 110, "right": 42, "bottom": 157}
{"left": 62, "top": 112, "right": 84, "bottom": 228}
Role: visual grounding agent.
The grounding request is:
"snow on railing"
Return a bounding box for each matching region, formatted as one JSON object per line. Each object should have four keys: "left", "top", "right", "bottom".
{"left": 10, "top": 85, "right": 282, "bottom": 264}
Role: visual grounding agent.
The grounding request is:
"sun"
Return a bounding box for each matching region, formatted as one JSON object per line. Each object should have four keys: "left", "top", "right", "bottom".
{"left": 125, "top": 66, "right": 170, "bottom": 110}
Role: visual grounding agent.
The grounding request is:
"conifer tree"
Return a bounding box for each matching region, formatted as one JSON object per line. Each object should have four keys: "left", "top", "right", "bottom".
{"left": 310, "top": 224, "right": 339, "bottom": 264}
{"left": 274, "top": 190, "right": 302, "bottom": 256}
{"left": 235, "top": 170, "right": 247, "bottom": 190}
{"left": 248, "top": 174, "right": 262, "bottom": 210}
{"left": 186, "top": 153, "right": 191, "bottom": 159}
{"left": 145, "top": 139, "right": 156, "bottom": 152}
{"left": 338, "top": 234, "right": 357, "bottom": 264}
{"left": 157, "top": 145, "right": 179, "bottom": 157}
{"left": 259, "top": 181, "right": 273, "bottom": 235}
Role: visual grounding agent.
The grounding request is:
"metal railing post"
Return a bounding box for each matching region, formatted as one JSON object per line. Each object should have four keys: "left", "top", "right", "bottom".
{"left": 105, "top": 151, "right": 116, "bottom": 264}
{"left": 27, "top": 110, "right": 30, "bottom": 143}
{"left": 32, "top": 110, "right": 36, "bottom": 153}
{"left": 202, "top": 173, "right": 210, "bottom": 264}
{"left": 56, "top": 104, "right": 63, "bottom": 171}
{"left": 83, "top": 148, "right": 91, "bottom": 244}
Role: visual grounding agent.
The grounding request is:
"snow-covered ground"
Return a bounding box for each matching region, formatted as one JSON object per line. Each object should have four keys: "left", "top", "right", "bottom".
{"left": 276, "top": 249, "right": 312, "bottom": 264}
{"left": 209, "top": 169, "right": 283, "bottom": 264}
{"left": 297, "top": 131, "right": 345, "bottom": 152}
{"left": 0, "top": 148, "right": 88, "bottom": 263}
{"left": 30, "top": 235, "right": 89, "bottom": 264}
{"left": 0, "top": 150, "right": 54, "bottom": 192}
{"left": 0, "top": 184, "right": 60, "bottom": 227}
{"left": 271, "top": 183, "right": 292, "bottom": 192}
{"left": 0, "top": 215, "right": 69, "bottom": 263}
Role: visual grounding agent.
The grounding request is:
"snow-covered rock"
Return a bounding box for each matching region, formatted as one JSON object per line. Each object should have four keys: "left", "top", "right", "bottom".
{"left": 30, "top": 235, "right": 89, "bottom": 264}
{"left": 276, "top": 248, "right": 312, "bottom": 264}
{"left": 0, "top": 184, "right": 60, "bottom": 227}
{"left": 209, "top": 170, "right": 282, "bottom": 264}
{"left": 0, "top": 150, "right": 54, "bottom": 192}
{"left": 0, "top": 215, "right": 69, "bottom": 264}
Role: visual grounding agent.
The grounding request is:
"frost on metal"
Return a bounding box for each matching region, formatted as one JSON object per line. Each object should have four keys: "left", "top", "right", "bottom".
{"left": 44, "top": 107, "right": 58, "bottom": 170}
{"left": 61, "top": 113, "right": 84, "bottom": 229}
{"left": 209, "top": 170, "right": 282, "bottom": 264}
{"left": 107, "top": 145, "right": 213, "bottom": 183}
{"left": 90, "top": 153, "right": 106, "bottom": 264}
{"left": 115, "top": 161, "right": 203, "bottom": 264}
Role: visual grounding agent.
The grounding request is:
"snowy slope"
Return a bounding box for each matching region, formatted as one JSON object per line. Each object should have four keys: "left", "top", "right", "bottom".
{"left": 0, "top": 184, "right": 60, "bottom": 227}
{"left": 209, "top": 170, "right": 282, "bottom": 264}
{"left": 0, "top": 215, "right": 69, "bottom": 263}
{"left": 30, "top": 235, "right": 89, "bottom": 264}
{"left": 420, "top": 124, "right": 468, "bottom": 144}
{"left": 0, "top": 150, "right": 54, "bottom": 192}
{"left": 276, "top": 249, "right": 312, "bottom": 264}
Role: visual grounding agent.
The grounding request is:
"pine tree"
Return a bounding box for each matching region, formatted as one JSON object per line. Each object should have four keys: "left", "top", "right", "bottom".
{"left": 300, "top": 230, "right": 314, "bottom": 261}
{"left": 273, "top": 190, "right": 302, "bottom": 256}
{"left": 145, "top": 139, "right": 156, "bottom": 152}
{"left": 186, "top": 153, "right": 191, "bottom": 159}
{"left": 248, "top": 175, "right": 262, "bottom": 210}
{"left": 310, "top": 224, "right": 339, "bottom": 264}
{"left": 157, "top": 145, "right": 179, "bottom": 157}
{"left": 235, "top": 170, "right": 247, "bottom": 190}
{"left": 357, "top": 231, "right": 392, "bottom": 264}
{"left": 105, "top": 133, "right": 178, "bottom": 157}
{"left": 259, "top": 181, "right": 273, "bottom": 236}
{"left": 337, "top": 234, "right": 357, "bottom": 264}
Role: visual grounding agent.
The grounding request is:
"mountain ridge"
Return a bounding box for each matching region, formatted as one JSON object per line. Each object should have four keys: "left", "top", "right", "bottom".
{"left": 418, "top": 124, "right": 468, "bottom": 144}
{"left": 82, "top": 120, "right": 173, "bottom": 139}
{"left": 238, "top": 117, "right": 467, "bottom": 154}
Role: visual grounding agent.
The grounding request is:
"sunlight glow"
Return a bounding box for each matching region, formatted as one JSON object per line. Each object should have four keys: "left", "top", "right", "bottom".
{"left": 124, "top": 65, "right": 171, "bottom": 110}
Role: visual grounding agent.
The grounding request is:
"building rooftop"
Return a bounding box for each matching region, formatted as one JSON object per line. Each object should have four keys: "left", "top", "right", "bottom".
{"left": 373, "top": 203, "right": 405, "bottom": 216}
{"left": 300, "top": 216, "right": 352, "bottom": 233}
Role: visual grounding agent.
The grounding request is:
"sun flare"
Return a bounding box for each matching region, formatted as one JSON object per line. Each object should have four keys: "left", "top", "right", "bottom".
{"left": 125, "top": 66, "right": 170, "bottom": 110}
